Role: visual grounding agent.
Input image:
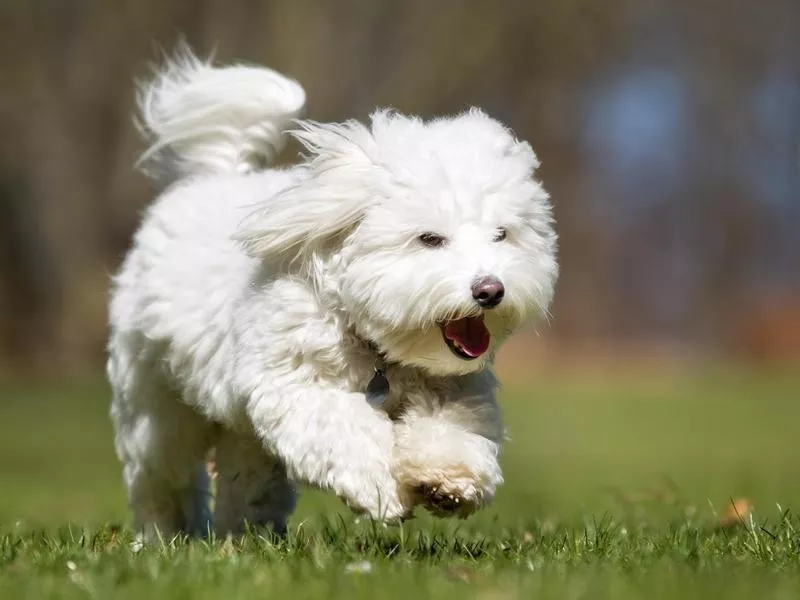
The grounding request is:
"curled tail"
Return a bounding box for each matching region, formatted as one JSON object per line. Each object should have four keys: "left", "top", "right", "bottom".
{"left": 136, "top": 46, "right": 306, "bottom": 186}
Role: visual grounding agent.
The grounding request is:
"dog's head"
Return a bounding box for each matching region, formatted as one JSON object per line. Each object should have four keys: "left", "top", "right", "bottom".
{"left": 238, "top": 109, "right": 557, "bottom": 376}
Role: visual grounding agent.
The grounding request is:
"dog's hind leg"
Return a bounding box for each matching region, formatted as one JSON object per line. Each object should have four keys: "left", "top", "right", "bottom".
{"left": 110, "top": 361, "right": 215, "bottom": 540}
{"left": 213, "top": 428, "right": 297, "bottom": 537}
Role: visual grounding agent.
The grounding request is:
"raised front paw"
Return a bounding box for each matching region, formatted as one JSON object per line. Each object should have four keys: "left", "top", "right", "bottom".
{"left": 392, "top": 411, "right": 504, "bottom": 519}
{"left": 393, "top": 441, "right": 503, "bottom": 519}
{"left": 414, "top": 481, "right": 483, "bottom": 519}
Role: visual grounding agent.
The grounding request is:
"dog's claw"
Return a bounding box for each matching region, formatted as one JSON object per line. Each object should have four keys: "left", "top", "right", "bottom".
{"left": 412, "top": 482, "right": 476, "bottom": 517}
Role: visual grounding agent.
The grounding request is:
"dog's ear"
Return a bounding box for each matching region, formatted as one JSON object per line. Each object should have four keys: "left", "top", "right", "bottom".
{"left": 236, "top": 119, "right": 377, "bottom": 261}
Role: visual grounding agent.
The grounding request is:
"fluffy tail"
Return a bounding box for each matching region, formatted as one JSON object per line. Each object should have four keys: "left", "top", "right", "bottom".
{"left": 135, "top": 47, "right": 306, "bottom": 186}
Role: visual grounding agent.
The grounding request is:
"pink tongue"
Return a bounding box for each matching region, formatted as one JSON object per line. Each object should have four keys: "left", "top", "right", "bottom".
{"left": 444, "top": 316, "right": 491, "bottom": 357}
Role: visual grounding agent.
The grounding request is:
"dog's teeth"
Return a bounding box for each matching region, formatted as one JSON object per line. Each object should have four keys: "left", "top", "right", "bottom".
{"left": 454, "top": 497, "right": 460, "bottom": 504}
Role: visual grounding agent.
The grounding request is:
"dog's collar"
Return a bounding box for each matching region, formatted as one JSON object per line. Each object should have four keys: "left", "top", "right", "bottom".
{"left": 365, "top": 364, "right": 389, "bottom": 408}
{"left": 360, "top": 339, "right": 390, "bottom": 408}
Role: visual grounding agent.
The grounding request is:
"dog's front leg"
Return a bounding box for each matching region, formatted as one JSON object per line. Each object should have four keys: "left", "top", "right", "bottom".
{"left": 245, "top": 384, "right": 410, "bottom": 522}
{"left": 392, "top": 381, "right": 504, "bottom": 519}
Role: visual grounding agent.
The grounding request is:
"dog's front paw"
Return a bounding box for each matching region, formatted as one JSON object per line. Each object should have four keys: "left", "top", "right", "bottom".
{"left": 336, "top": 471, "right": 412, "bottom": 523}
{"left": 397, "top": 459, "right": 500, "bottom": 519}
{"left": 414, "top": 481, "right": 483, "bottom": 519}
{"left": 343, "top": 494, "right": 411, "bottom": 524}
{"left": 393, "top": 422, "right": 503, "bottom": 519}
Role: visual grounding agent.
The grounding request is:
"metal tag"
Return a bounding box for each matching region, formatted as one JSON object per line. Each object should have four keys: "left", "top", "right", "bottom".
{"left": 365, "top": 369, "right": 390, "bottom": 408}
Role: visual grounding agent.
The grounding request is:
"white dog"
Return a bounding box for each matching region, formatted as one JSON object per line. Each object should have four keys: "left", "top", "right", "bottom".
{"left": 107, "top": 49, "right": 557, "bottom": 539}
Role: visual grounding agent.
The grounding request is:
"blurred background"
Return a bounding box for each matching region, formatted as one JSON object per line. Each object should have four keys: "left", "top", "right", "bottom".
{"left": 0, "top": 0, "right": 798, "bottom": 528}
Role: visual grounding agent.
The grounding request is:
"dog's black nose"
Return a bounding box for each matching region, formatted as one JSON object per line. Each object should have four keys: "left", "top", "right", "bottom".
{"left": 472, "top": 276, "right": 505, "bottom": 308}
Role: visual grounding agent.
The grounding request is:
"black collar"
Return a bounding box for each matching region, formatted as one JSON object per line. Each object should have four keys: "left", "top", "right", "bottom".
{"left": 356, "top": 335, "right": 391, "bottom": 408}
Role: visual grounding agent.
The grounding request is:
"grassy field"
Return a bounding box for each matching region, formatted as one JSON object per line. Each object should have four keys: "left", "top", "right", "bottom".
{"left": 1, "top": 367, "right": 799, "bottom": 598}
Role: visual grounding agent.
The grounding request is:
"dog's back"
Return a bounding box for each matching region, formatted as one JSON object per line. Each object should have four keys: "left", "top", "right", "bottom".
{"left": 107, "top": 49, "right": 306, "bottom": 536}
{"left": 109, "top": 46, "right": 304, "bottom": 413}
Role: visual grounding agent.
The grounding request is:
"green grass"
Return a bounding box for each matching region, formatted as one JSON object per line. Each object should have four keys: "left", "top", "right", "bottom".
{"left": 1, "top": 368, "right": 799, "bottom": 598}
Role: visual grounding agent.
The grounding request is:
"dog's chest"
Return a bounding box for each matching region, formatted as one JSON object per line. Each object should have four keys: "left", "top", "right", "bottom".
{"left": 356, "top": 364, "right": 452, "bottom": 420}
{"left": 339, "top": 343, "right": 459, "bottom": 420}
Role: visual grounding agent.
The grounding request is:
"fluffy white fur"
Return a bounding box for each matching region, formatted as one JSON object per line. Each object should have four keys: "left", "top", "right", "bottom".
{"left": 108, "top": 49, "right": 558, "bottom": 539}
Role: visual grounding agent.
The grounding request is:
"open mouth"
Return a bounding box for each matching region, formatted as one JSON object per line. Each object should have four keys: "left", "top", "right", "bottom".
{"left": 440, "top": 315, "right": 491, "bottom": 360}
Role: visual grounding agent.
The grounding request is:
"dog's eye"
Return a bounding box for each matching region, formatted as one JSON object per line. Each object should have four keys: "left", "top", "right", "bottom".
{"left": 418, "top": 232, "right": 447, "bottom": 248}
{"left": 493, "top": 228, "right": 508, "bottom": 242}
